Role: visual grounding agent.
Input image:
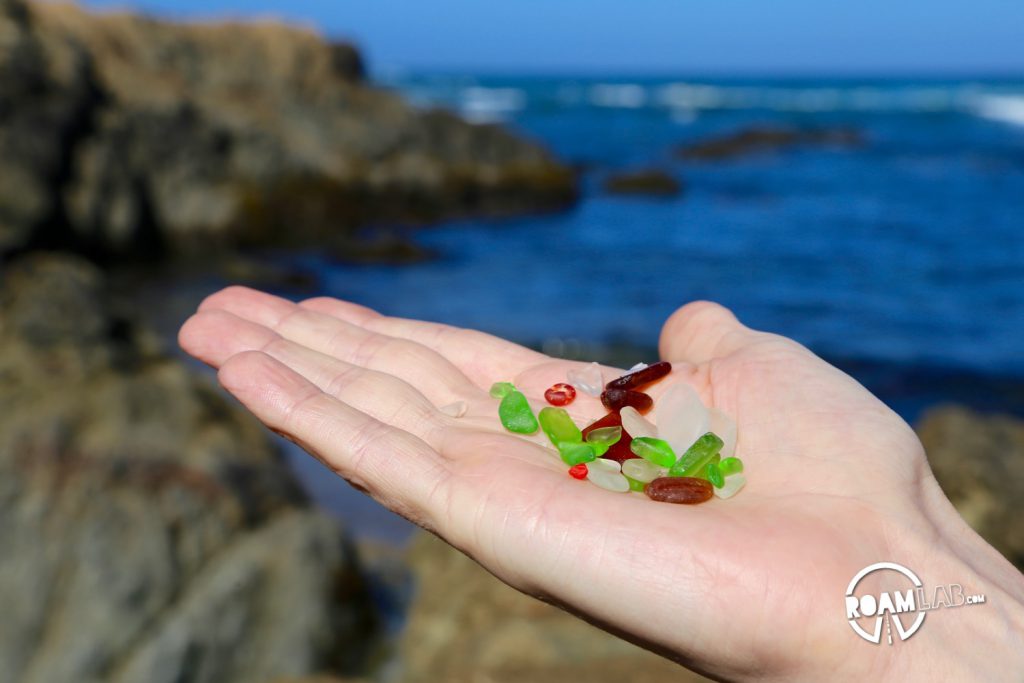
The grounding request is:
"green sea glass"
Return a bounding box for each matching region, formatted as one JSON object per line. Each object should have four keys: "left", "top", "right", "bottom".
{"left": 498, "top": 390, "right": 538, "bottom": 434}
{"left": 490, "top": 382, "right": 516, "bottom": 399}
{"left": 719, "top": 457, "right": 744, "bottom": 476}
{"left": 558, "top": 441, "right": 597, "bottom": 466}
{"left": 629, "top": 437, "right": 676, "bottom": 468}
{"left": 669, "top": 432, "right": 724, "bottom": 477}
{"left": 539, "top": 407, "right": 582, "bottom": 446}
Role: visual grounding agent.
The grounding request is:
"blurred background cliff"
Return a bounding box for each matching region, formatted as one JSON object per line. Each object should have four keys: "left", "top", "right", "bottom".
{"left": 1, "top": 0, "right": 1022, "bottom": 681}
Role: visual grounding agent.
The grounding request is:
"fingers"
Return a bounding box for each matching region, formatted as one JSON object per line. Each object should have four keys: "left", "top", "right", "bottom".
{"left": 217, "top": 350, "right": 451, "bottom": 530}
{"left": 197, "top": 286, "right": 480, "bottom": 404}
{"left": 659, "top": 301, "right": 761, "bottom": 364}
{"left": 181, "top": 309, "right": 450, "bottom": 448}
{"left": 300, "top": 296, "right": 548, "bottom": 387}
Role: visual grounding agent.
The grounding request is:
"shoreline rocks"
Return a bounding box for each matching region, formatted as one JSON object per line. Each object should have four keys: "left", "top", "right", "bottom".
{"left": 0, "top": 253, "right": 379, "bottom": 682}
{"left": 0, "top": 0, "right": 577, "bottom": 263}
{"left": 918, "top": 405, "right": 1024, "bottom": 570}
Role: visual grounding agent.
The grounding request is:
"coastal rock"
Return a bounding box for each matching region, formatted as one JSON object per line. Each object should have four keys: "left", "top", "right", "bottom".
{"left": 398, "top": 532, "right": 710, "bottom": 683}
{"left": 602, "top": 169, "right": 683, "bottom": 197}
{"left": 917, "top": 405, "right": 1024, "bottom": 570}
{"left": 0, "top": 0, "right": 576, "bottom": 261}
{"left": 0, "top": 253, "right": 378, "bottom": 683}
{"left": 675, "top": 125, "right": 863, "bottom": 161}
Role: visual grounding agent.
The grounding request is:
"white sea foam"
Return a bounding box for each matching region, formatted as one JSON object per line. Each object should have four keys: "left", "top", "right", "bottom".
{"left": 654, "top": 82, "right": 972, "bottom": 114}
{"left": 589, "top": 83, "right": 647, "bottom": 108}
{"left": 971, "top": 94, "right": 1024, "bottom": 127}
{"left": 458, "top": 87, "right": 527, "bottom": 123}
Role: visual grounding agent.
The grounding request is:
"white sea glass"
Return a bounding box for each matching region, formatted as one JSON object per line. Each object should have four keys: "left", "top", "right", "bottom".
{"left": 586, "top": 467, "right": 630, "bottom": 493}
{"left": 621, "top": 457, "right": 665, "bottom": 483}
{"left": 655, "top": 383, "right": 710, "bottom": 456}
{"left": 587, "top": 457, "right": 621, "bottom": 473}
{"left": 567, "top": 362, "right": 603, "bottom": 397}
{"left": 439, "top": 400, "right": 468, "bottom": 418}
{"left": 714, "top": 474, "right": 747, "bottom": 499}
{"left": 620, "top": 406, "right": 658, "bottom": 440}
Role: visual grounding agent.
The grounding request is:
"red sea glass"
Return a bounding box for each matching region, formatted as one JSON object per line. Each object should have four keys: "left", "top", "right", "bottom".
{"left": 544, "top": 383, "right": 577, "bottom": 406}
{"left": 605, "top": 361, "right": 671, "bottom": 391}
{"left": 582, "top": 412, "right": 635, "bottom": 464}
{"left": 600, "top": 388, "right": 653, "bottom": 413}
{"left": 581, "top": 411, "right": 622, "bottom": 439}
{"left": 568, "top": 463, "right": 589, "bottom": 480}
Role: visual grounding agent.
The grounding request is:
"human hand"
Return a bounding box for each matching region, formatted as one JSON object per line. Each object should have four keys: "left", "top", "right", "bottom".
{"left": 179, "top": 288, "right": 1024, "bottom": 681}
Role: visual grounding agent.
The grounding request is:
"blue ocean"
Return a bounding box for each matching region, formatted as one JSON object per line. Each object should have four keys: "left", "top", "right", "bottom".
{"left": 268, "top": 75, "right": 1024, "bottom": 540}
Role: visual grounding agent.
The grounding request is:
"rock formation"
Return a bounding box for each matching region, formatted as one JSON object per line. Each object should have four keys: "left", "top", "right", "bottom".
{"left": 0, "top": 0, "right": 576, "bottom": 261}
{"left": 0, "top": 253, "right": 378, "bottom": 683}
{"left": 602, "top": 168, "right": 683, "bottom": 197}
{"left": 676, "top": 125, "right": 863, "bottom": 161}
{"left": 918, "top": 405, "right": 1024, "bottom": 570}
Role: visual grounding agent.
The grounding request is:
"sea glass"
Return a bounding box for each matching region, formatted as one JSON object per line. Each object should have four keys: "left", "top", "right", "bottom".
{"left": 714, "top": 473, "right": 747, "bottom": 499}
{"left": 568, "top": 463, "right": 589, "bottom": 480}
{"left": 644, "top": 476, "right": 713, "bottom": 504}
{"left": 601, "top": 388, "right": 653, "bottom": 413}
{"left": 581, "top": 411, "right": 621, "bottom": 439}
{"left": 587, "top": 467, "right": 631, "bottom": 493}
{"left": 539, "top": 407, "right": 582, "bottom": 447}
{"left": 629, "top": 437, "right": 677, "bottom": 468}
{"left": 545, "top": 383, "right": 577, "bottom": 406}
{"left": 439, "top": 400, "right": 468, "bottom": 418}
{"left": 557, "top": 441, "right": 597, "bottom": 466}
{"left": 567, "top": 362, "right": 603, "bottom": 397}
{"left": 719, "top": 457, "right": 744, "bottom": 476}
{"left": 656, "top": 383, "right": 710, "bottom": 457}
{"left": 621, "top": 457, "right": 665, "bottom": 483}
{"left": 669, "top": 432, "right": 724, "bottom": 477}
{"left": 490, "top": 382, "right": 515, "bottom": 399}
{"left": 705, "top": 461, "right": 725, "bottom": 488}
{"left": 605, "top": 360, "right": 672, "bottom": 391}
{"left": 587, "top": 457, "right": 621, "bottom": 473}
{"left": 620, "top": 406, "right": 658, "bottom": 440}
{"left": 498, "top": 390, "right": 539, "bottom": 434}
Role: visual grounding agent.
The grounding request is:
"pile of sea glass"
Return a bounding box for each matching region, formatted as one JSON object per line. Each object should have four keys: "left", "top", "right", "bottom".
{"left": 490, "top": 361, "right": 745, "bottom": 504}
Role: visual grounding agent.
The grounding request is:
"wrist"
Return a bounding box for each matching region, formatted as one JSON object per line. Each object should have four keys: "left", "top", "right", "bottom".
{"left": 884, "top": 477, "right": 1024, "bottom": 680}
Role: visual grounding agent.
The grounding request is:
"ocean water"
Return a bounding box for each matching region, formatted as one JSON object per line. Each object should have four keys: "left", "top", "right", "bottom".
{"left": 287, "top": 75, "right": 1024, "bottom": 376}
{"left": 269, "top": 75, "right": 1024, "bottom": 541}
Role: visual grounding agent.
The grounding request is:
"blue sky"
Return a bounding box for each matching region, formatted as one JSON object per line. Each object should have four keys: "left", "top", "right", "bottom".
{"left": 81, "top": 0, "right": 1024, "bottom": 75}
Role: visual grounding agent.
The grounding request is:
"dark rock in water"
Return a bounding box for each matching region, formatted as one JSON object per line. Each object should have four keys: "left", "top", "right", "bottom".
{"left": 0, "top": 0, "right": 576, "bottom": 262}
{"left": 675, "top": 125, "right": 864, "bottom": 161}
{"left": 917, "top": 406, "right": 1024, "bottom": 571}
{"left": 0, "top": 253, "right": 379, "bottom": 683}
{"left": 602, "top": 169, "right": 683, "bottom": 197}
{"left": 398, "top": 533, "right": 711, "bottom": 683}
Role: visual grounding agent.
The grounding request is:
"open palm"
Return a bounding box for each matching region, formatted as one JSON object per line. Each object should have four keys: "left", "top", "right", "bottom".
{"left": 179, "top": 288, "right": 965, "bottom": 681}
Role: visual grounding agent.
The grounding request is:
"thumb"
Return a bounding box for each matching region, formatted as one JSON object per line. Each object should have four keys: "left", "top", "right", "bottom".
{"left": 659, "top": 301, "right": 758, "bottom": 364}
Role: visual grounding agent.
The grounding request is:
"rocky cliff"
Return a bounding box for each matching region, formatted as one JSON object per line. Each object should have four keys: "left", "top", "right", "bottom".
{"left": 0, "top": 0, "right": 575, "bottom": 261}
{"left": 0, "top": 253, "right": 378, "bottom": 683}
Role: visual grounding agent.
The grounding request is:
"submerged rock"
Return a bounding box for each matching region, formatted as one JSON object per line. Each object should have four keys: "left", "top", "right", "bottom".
{"left": 0, "top": 0, "right": 576, "bottom": 261}
{"left": 0, "top": 253, "right": 379, "bottom": 683}
{"left": 675, "top": 125, "right": 863, "bottom": 161}
{"left": 601, "top": 169, "right": 682, "bottom": 197}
